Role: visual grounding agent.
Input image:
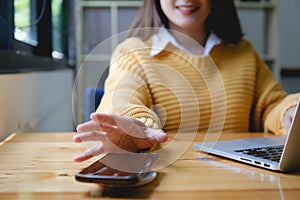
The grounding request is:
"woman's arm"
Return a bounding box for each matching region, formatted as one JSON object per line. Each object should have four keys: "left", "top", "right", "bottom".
{"left": 252, "top": 51, "right": 299, "bottom": 134}
{"left": 73, "top": 39, "right": 167, "bottom": 162}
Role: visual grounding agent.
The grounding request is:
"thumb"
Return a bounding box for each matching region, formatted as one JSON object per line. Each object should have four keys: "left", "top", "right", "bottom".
{"left": 154, "top": 130, "right": 168, "bottom": 143}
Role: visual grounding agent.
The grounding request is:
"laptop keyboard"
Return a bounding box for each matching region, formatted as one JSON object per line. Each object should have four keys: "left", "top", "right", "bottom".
{"left": 234, "top": 145, "right": 284, "bottom": 163}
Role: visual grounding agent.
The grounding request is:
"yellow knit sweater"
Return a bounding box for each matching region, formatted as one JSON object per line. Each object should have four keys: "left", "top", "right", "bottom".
{"left": 97, "top": 37, "right": 299, "bottom": 135}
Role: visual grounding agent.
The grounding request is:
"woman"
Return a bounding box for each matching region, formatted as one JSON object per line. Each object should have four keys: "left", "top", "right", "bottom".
{"left": 73, "top": 0, "right": 298, "bottom": 162}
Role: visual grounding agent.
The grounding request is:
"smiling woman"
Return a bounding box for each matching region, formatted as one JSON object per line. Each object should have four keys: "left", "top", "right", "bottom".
{"left": 159, "top": 0, "right": 211, "bottom": 46}
{"left": 73, "top": 0, "right": 299, "bottom": 165}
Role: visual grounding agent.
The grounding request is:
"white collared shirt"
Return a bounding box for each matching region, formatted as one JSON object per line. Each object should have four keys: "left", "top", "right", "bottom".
{"left": 150, "top": 27, "right": 222, "bottom": 56}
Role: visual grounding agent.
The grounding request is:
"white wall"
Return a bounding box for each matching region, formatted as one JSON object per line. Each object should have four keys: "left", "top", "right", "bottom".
{"left": 237, "top": 9, "right": 265, "bottom": 56}
{"left": 0, "top": 69, "right": 74, "bottom": 141}
{"left": 280, "top": 0, "right": 300, "bottom": 68}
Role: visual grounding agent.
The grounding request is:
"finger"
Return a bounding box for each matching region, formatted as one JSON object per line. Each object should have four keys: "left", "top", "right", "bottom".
{"left": 283, "top": 106, "right": 296, "bottom": 134}
{"left": 154, "top": 130, "right": 168, "bottom": 143}
{"left": 144, "top": 128, "right": 168, "bottom": 144}
{"left": 91, "top": 113, "right": 147, "bottom": 138}
{"left": 77, "top": 121, "right": 102, "bottom": 132}
{"left": 283, "top": 115, "right": 291, "bottom": 134}
{"left": 73, "top": 131, "right": 107, "bottom": 143}
{"left": 73, "top": 144, "right": 104, "bottom": 162}
{"left": 92, "top": 113, "right": 167, "bottom": 142}
{"left": 91, "top": 112, "right": 146, "bottom": 128}
{"left": 289, "top": 106, "right": 297, "bottom": 117}
{"left": 90, "top": 112, "right": 117, "bottom": 126}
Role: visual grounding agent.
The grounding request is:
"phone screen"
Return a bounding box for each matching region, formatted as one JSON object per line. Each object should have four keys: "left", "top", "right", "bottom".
{"left": 75, "top": 153, "right": 158, "bottom": 186}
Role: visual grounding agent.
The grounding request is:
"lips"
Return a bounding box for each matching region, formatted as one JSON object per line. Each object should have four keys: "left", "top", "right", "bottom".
{"left": 176, "top": 5, "right": 199, "bottom": 15}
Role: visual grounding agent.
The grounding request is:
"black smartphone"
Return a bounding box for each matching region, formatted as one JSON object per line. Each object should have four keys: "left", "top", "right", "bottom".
{"left": 75, "top": 153, "right": 158, "bottom": 187}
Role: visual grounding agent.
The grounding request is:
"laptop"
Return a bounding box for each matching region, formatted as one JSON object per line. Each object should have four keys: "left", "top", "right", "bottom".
{"left": 194, "top": 97, "right": 300, "bottom": 172}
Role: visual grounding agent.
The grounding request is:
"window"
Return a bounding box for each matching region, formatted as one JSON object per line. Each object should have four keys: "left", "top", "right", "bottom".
{"left": 0, "top": 0, "right": 73, "bottom": 73}
{"left": 14, "top": 0, "right": 37, "bottom": 46}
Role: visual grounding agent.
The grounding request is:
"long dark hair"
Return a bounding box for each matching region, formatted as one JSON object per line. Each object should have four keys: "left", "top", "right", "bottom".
{"left": 129, "top": 0, "right": 243, "bottom": 44}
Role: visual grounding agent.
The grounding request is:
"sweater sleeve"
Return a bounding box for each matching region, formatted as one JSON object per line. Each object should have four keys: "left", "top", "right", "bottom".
{"left": 96, "top": 38, "right": 162, "bottom": 130}
{"left": 252, "top": 51, "right": 300, "bottom": 135}
{"left": 264, "top": 93, "right": 300, "bottom": 135}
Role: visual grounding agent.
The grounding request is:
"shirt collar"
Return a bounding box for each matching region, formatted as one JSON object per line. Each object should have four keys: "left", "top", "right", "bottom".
{"left": 150, "top": 27, "right": 221, "bottom": 56}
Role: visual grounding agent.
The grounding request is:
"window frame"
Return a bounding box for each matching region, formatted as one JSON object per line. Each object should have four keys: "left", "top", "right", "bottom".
{"left": 0, "top": 0, "right": 14, "bottom": 50}
{"left": 0, "top": 0, "right": 71, "bottom": 74}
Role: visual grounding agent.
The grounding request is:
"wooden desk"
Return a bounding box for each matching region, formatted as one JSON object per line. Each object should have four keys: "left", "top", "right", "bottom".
{"left": 0, "top": 132, "right": 300, "bottom": 199}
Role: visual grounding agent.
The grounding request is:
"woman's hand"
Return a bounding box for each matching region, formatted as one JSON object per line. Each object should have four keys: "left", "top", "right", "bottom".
{"left": 283, "top": 106, "right": 296, "bottom": 134}
{"left": 73, "top": 112, "right": 168, "bottom": 162}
